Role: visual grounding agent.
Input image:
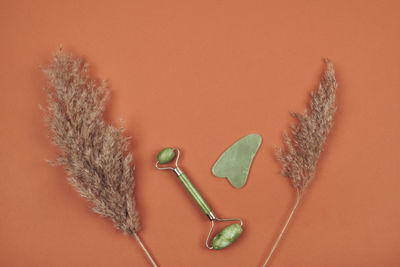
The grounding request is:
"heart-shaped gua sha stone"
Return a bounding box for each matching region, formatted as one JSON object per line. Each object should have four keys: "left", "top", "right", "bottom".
{"left": 212, "top": 134, "right": 262, "bottom": 188}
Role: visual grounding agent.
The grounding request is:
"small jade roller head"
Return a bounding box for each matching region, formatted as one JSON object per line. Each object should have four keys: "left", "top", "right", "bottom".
{"left": 157, "top": 147, "right": 176, "bottom": 164}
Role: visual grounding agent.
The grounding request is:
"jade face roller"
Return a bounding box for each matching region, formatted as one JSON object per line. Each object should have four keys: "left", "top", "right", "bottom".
{"left": 156, "top": 148, "right": 244, "bottom": 250}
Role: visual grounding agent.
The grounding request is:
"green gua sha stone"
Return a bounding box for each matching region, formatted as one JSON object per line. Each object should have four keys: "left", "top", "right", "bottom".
{"left": 212, "top": 134, "right": 262, "bottom": 188}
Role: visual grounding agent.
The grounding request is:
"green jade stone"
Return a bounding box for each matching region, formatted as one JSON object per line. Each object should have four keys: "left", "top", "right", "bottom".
{"left": 211, "top": 223, "right": 243, "bottom": 250}
{"left": 212, "top": 134, "right": 262, "bottom": 188}
{"left": 157, "top": 148, "right": 176, "bottom": 164}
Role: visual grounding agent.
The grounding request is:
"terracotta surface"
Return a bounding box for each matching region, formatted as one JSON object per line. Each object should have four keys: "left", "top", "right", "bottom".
{"left": 1, "top": 1, "right": 399, "bottom": 266}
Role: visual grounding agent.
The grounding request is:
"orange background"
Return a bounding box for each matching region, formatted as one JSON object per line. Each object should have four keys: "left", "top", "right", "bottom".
{"left": 1, "top": 0, "right": 400, "bottom": 266}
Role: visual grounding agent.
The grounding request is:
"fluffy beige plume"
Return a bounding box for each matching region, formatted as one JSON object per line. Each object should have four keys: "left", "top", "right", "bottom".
{"left": 263, "top": 60, "right": 337, "bottom": 266}
{"left": 43, "top": 49, "right": 157, "bottom": 266}
{"left": 276, "top": 59, "right": 337, "bottom": 192}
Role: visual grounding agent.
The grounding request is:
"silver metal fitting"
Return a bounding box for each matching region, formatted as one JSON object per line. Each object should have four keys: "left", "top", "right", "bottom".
{"left": 207, "top": 211, "right": 216, "bottom": 221}
{"left": 173, "top": 167, "right": 183, "bottom": 176}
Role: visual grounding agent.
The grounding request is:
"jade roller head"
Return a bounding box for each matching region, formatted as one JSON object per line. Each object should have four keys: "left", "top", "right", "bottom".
{"left": 156, "top": 147, "right": 244, "bottom": 250}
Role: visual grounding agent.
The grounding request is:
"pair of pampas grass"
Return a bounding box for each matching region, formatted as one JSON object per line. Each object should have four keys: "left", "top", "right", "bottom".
{"left": 42, "top": 49, "right": 336, "bottom": 266}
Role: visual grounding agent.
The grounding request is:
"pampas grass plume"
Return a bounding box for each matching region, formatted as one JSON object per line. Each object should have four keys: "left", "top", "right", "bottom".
{"left": 43, "top": 48, "right": 157, "bottom": 266}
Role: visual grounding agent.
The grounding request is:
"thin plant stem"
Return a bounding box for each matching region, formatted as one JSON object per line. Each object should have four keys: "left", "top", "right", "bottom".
{"left": 262, "top": 190, "right": 302, "bottom": 267}
{"left": 133, "top": 232, "right": 158, "bottom": 267}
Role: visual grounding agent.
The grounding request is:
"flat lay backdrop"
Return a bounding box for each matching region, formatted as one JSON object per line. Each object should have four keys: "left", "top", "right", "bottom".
{"left": 1, "top": 1, "right": 399, "bottom": 266}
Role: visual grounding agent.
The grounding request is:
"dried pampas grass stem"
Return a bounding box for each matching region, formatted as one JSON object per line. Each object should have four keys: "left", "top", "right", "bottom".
{"left": 43, "top": 48, "right": 157, "bottom": 266}
{"left": 262, "top": 60, "right": 337, "bottom": 266}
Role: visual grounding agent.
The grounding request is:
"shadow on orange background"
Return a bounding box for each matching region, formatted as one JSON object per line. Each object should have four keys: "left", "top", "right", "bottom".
{"left": 1, "top": 1, "right": 399, "bottom": 266}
